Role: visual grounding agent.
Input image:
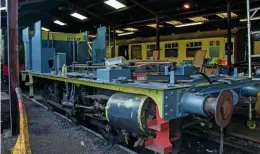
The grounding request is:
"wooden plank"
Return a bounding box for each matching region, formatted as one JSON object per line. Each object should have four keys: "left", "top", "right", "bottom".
{"left": 193, "top": 50, "right": 207, "bottom": 71}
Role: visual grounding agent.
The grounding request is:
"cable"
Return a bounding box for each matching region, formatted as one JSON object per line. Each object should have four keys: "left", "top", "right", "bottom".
{"left": 195, "top": 72, "right": 213, "bottom": 84}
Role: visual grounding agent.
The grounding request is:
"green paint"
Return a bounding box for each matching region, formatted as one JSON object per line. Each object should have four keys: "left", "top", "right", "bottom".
{"left": 124, "top": 100, "right": 134, "bottom": 108}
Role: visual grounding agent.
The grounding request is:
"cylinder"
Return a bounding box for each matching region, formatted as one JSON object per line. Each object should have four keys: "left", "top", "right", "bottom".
{"left": 205, "top": 90, "right": 233, "bottom": 128}
{"left": 105, "top": 56, "right": 127, "bottom": 67}
{"left": 181, "top": 93, "right": 209, "bottom": 116}
{"left": 182, "top": 91, "right": 234, "bottom": 128}
{"left": 241, "top": 86, "right": 260, "bottom": 97}
{"left": 106, "top": 93, "right": 155, "bottom": 133}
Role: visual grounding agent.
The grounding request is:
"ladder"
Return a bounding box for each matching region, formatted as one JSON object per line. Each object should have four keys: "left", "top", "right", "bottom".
{"left": 246, "top": 0, "right": 260, "bottom": 78}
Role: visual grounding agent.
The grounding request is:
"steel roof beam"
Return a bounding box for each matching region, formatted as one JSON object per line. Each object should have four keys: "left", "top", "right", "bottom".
{"left": 19, "top": 0, "right": 50, "bottom": 5}
{"left": 85, "top": 1, "right": 104, "bottom": 9}
{"left": 129, "top": 0, "right": 157, "bottom": 16}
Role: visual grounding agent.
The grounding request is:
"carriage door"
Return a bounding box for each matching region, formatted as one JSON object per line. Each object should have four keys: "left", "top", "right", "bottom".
{"left": 131, "top": 45, "right": 142, "bottom": 60}
{"left": 118, "top": 45, "right": 129, "bottom": 59}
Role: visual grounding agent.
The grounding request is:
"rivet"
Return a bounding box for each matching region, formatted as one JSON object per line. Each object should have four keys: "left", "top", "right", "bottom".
{"left": 165, "top": 96, "right": 168, "bottom": 99}
{"left": 165, "top": 104, "right": 168, "bottom": 108}
{"left": 171, "top": 92, "right": 174, "bottom": 95}
{"left": 165, "top": 113, "right": 168, "bottom": 116}
{"left": 170, "top": 109, "right": 173, "bottom": 112}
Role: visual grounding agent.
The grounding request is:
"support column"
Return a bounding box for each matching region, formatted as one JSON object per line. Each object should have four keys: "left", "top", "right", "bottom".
{"left": 226, "top": 0, "right": 232, "bottom": 75}
{"left": 113, "top": 26, "right": 116, "bottom": 57}
{"left": 108, "top": 25, "right": 111, "bottom": 57}
{"left": 7, "top": 0, "right": 19, "bottom": 135}
{"left": 247, "top": 0, "right": 252, "bottom": 78}
{"left": 155, "top": 16, "right": 160, "bottom": 60}
{"left": 156, "top": 16, "right": 160, "bottom": 51}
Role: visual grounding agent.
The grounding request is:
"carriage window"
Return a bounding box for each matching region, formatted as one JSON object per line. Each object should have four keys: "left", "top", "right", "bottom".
{"left": 165, "top": 43, "right": 178, "bottom": 57}
{"left": 147, "top": 44, "right": 156, "bottom": 58}
{"left": 186, "top": 41, "right": 202, "bottom": 57}
{"left": 209, "top": 40, "right": 220, "bottom": 57}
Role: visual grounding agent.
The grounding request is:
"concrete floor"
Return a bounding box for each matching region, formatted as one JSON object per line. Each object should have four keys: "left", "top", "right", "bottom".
{"left": 1, "top": 131, "right": 17, "bottom": 154}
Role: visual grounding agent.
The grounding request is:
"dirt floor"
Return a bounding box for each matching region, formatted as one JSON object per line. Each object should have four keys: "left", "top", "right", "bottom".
{"left": 26, "top": 97, "right": 132, "bottom": 154}
{"left": 1, "top": 83, "right": 133, "bottom": 154}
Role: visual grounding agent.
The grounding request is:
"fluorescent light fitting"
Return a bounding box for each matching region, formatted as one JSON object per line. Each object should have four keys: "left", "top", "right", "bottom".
{"left": 104, "top": 0, "right": 126, "bottom": 9}
{"left": 147, "top": 24, "right": 164, "bottom": 28}
{"left": 70, "top": 12, "right": 87, "bottom": 20}
{"left": 123, "top": 28, "right": 138, "bottom": 32}
{"left": 115, "top": 30, "right": 125, "bottom": 33}
{"left": 166, "top": 20, "right": 182, "bottom": 25}
{"left": 175, "top": 22, "right": 203, "bottom": 28}
{"left": 0, "top": 7, "right": 6, "bottom": 11}
{"left": 117, "top": 32, "right": 134, "bottom": 36}
{"left": 216, "top": 12, "right": 238, "bottom": 18}
{"left": 53, "top": 20, "right": 67, "bottom": 26}
{"left": 188, "top": 16, "right": 208, "bottom": 22}
{"left": 240, "top": 16, "right": 260, "bottom": 22}
{"left": 41, "top": 27, "right": 50, "bottom": 31}
{"left": 239, "top": 18, "right": 247, "bottom": 22}
{"left": 89, "top": 35, "right": 97, "bottom": 38}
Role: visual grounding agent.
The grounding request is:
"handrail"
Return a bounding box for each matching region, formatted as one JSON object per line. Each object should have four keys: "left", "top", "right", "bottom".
{"left": 12, "top": 87, "right": 31, "bottom": 154}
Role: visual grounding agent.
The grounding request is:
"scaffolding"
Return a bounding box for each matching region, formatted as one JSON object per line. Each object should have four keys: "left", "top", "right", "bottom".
{"left": 246, "top": 0, "right": 260, "bottom": 78}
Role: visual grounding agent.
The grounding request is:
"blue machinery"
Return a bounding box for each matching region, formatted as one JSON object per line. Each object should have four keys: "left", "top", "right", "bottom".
{"left": 22, "top": 27, "right": 32, "bottom": 70}
{"left": 92, "top": 27, "right": 106, "bottom": 64}
{"left": 21, "top": 22, "right": 260, "bottom": 154}
{"left": 22, "top": 21, "right": 106, "bottom": 73}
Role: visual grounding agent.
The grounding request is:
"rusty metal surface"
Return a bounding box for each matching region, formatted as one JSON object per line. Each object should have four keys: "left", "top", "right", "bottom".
{"left": 204, "top": 90, "right": 234, "bottom": 128}
{"left": 7, "top": 0, "right": 20, "bottom": 135}
{"left": 214, "top": 90, "right": 234, "bottom": 128}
